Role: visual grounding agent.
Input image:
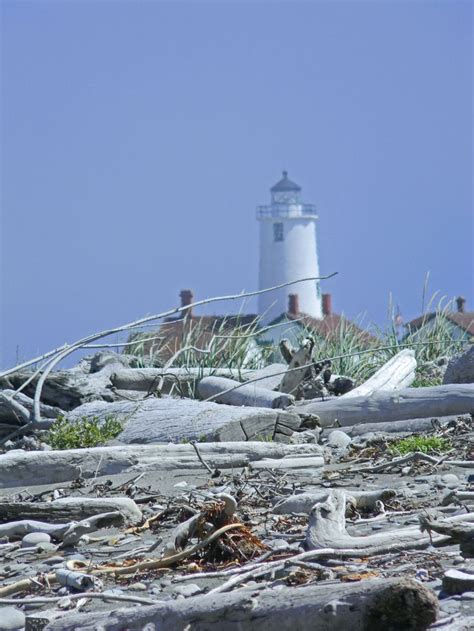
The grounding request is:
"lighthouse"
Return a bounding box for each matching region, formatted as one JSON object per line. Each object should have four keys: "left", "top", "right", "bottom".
{"left": 257, "top": 171, "right": 323, "bottom": 322}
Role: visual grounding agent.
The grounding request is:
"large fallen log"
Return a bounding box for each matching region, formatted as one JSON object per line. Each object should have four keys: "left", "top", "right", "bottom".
{"left": 0, "top": 497, "right": 142, "bottom": 525}
{"left": 68, "top": 397, "right": 304, "bottom": 443}
{"left": 241, "top": 363, "right": 288, "bottom": 390}
{"left": 0, "top": 442, "right": 323, "bottom": 489}
{"left": 343, "top": 350, "right": 416, "bottom": 398}
{"left": 44, "top": 577, "right": 439, "bottom": 631}
{"left": 198, "top": 376, "right": 294, "bottom": 409}
{"left": 298, "top": 384, "right": 474, "bottom": 427}
{"left": 0, "top": 390, "right": 62, "bottom": 424}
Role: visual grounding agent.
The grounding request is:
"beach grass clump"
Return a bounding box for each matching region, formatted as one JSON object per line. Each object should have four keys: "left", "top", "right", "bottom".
{"left": 47, "top": 415, "right": 123, "bottom": 450}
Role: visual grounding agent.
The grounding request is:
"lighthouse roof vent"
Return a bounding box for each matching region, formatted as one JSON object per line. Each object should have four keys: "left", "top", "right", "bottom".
{"left": 270, "top": 170, "right": 301, "bottom": 193}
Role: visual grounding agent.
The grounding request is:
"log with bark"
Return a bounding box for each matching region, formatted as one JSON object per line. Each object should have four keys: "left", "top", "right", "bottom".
{"left": 44, "top": 577, "right": 439, "bottom": 631}
{"left": 298, "top": 384, "right": 474, "bottom": 427}
{"left": 0, "top": 442, "right": 323, "bottom": 488}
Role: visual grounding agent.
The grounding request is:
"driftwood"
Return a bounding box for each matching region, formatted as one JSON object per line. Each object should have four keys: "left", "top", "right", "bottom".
{"left": 279, "top": 338, "right": 314, "bottom": 396}
{"left": 0, "top": 442, "right": 323, "bottom": 488}
{"left": 305, "top": 490, "right": 474, "bottom": 554}
{"left": 273, "top": 488, "right": 396, "bottom": 515}
{"left": 343, "top": 350, "right": 416, "bottom": 398}
{"left": 241, "top": 363, "right": 288, "bottom": 390}
{"left": 298, "top": 384, "right": 474, "bottom": 427}
{"left": 198, "top": 376, "right": 294, "bottom": 409}
{"left": 44, "top": 578, "right": 439, "bottom": 631}
{"left": 345, "top": 414, "right": 472, "bottom": 437}
{"left": 420, "top": 512, "right": 474, "bottom": 557}
{"left": 68, "top": 397, "right": 304, "bottom": 444}
{"left": 0, "top": 365, "right": 117, "bottom": 411}
{"left": 249, "top": 455, "right": 324, "bottom": 470}
{"left": 110, "top": 367, "right": 253, "bottom": 396}
{"left": 0, "top": 511, "right": 123, "bottom": 543}
{"left": 0, "top": 496, "right": 142, "bottom": 525}
{"left": 442, "top": 569, "right": 474, "bottom": 595}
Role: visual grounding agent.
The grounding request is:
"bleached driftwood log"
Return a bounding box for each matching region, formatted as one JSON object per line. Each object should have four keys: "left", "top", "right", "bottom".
{"left": 0, "top": 389, "right": 63, "bottom": 423}
{"left": 0, "top": 365, "right": 117, "bottom": 410}
{"left": 0, "top": 497, "right": 142, "bottom": 525}
{"left": 110, "top": 367, "right": 253, "bottom": 397}
{"left": 241, "top": 363, "right": 288, "bottom": 391}
{"left": 0, "top": 442, "right": 323, "bottom": 488}
{"left": 44, "top": 578, "right": 439, "bottom": 631}
{"left": 68, "top": 398, "right": 304, "bottom": 444}
{"left": 305, "top": 490, "right": 474, "bottom": 554}
{"left": 345, "top": 414, "right": 472, "bottom": 437}
{"left": 298, "top": 384, "right": 474, "bottom": 427}
{"left": 343, "top": 350, "right": 416, "bottom": 398}
{"left": 250, "top": 456, "right": 324, "bottom": 470}
{"left": 273, "top": 488, "right": 396, "bottom": 515}
{"left": 0, "top": 511, "right": 123, "bottom": 543}
{"left": 198, "top": 376, "right": 294, "bottom": 409}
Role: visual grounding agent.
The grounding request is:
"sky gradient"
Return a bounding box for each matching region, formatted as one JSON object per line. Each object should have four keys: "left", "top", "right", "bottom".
{"left": 1, "top": 0, "right": 472, "bottom": 367}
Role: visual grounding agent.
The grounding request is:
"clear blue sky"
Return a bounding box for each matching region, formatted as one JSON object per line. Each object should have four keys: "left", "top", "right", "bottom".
{"left": 1, "top": 0, "right": 472, "bottom": 367}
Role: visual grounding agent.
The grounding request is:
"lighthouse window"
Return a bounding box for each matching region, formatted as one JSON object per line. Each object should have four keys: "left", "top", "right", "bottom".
{"left": 273, "top": 223, "right": 284, "bottom": 242}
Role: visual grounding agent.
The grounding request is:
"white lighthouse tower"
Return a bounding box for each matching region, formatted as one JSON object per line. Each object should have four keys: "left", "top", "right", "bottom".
{"left": 257, "top": 171, "right": 323, "bottom": 322}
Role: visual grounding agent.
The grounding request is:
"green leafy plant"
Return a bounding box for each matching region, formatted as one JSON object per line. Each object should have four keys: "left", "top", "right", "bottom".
{"left": 388, "top": 435, "right": 451, "bottom": 456}
{"left": 47, "top": 415, "right": 123, "bottom": 450}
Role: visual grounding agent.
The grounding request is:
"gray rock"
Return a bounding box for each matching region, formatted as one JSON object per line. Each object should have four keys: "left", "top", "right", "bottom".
{"left": 127, "top": 582, "right": 147, "bottom": 591}
{"left": 443, "top": 345, "right": 474, "bottom": 384}
{"left": 0, "top": 606, "right": 25, "bottom": 630}
{"left": 21, "top": 532, "right": 51, "bottom": 548}
{"left": 172, "top": 584, "right": 202, "bottom": 597}
{"left": 326, "top": 430, "right": 352, "bottom": 449}
{"left": 436, "top": 474, "right": 461, "bottom": 489}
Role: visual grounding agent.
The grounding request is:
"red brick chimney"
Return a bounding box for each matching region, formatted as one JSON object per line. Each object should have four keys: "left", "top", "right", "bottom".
{"left": 288, "top": 294, "right": 299, "bottom": 316}
{"left": 180, "top": 289, "right": 194, "bottom": 317}
{"left": 322, "top": 293, "right": 332, "bottom": 317}
{"left": 456, "top": 296, "right": 466, "bottom": 313}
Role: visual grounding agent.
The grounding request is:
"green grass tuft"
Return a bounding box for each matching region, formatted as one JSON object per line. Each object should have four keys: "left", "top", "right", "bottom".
{"left": 47, "top": 415, "right": 123, "bottom": 450}
{"left": 388, "top": 435, "right": 451, "bottom": 456}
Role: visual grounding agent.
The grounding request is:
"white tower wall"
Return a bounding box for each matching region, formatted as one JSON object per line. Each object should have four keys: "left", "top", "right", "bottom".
{"left": 257, "top": 173, "right": 323, "bottom": 323}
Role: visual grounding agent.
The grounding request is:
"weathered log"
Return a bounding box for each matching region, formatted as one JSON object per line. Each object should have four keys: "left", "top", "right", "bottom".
{"left": 110, "top": 367, "right": 252, "bottom": 396}
{"left": 242, "top": 363, "right": 289, "bottom": 391}
{"left": 0, "top": 389, "right": 63, "bottom": 424}
{"left": 343, "top": 350, "right": 416, "bottom": 398}
{"left": 298, "top": 384, "right": 474, "bottom": 427}
{"left": 250, "top": 456, "right": 324, "bottom": 470}
{"left": 0, "top": 442, "right": 323, "bottom": 489}
{"left": 273, "top": 488, "right": 396, "bottom": 515}
{"left": 0, "top": 365, "right": 117, "bottom": 410}
{"left": 0, "top": 497, "right": 142, "bottom": 525}
{"left": 306, "top": 490, "right": 474, "bottom": 554}
{"left": 0, "top": 511, "right": 123, "bottom": 542}
{"left": 442, "top": 569, "right": 474, "bottom": 595}
{"left": 345, "top": 414, "right": 472, "bottom": 437}
{"left": 44, "top": 577, "right": 439, "bottom": 631}
{"left": 198, "top": 376, "right": 294, "bottom": 409}
{"left": 68, "top": 397, "right": 303, "bottom": 444}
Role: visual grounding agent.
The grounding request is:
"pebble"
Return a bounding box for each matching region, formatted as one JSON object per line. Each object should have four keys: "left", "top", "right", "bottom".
{"left": 172, "top": 584, "right": 202, "bottom": 597}
{"left": 0, "top": 606, "right": 26, "bottom": 630}
{"left": 326, "top": 430, "right": 351, "bottom": 449}
{"left": 21, "top": 532, "right": 51, "bottom": 548}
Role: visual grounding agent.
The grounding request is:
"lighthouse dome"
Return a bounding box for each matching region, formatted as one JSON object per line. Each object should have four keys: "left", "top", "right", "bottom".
{"left": 270, "top": 171, "right": 301, "bottom": 193}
